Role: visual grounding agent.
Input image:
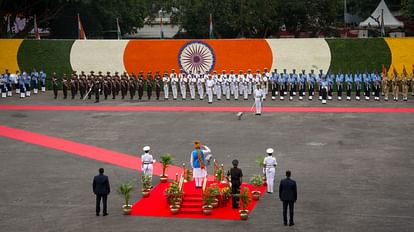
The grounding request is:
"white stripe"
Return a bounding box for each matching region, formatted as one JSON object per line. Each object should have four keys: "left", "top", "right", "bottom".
{"left": 70, "top": 40, "right": 129, "bottom": 73}
{"left": 266, "top": 38, "right": 331, "bottom": 73}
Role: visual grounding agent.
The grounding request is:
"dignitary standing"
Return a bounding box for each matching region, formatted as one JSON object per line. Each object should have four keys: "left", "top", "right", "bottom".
{"left": 190, "top": 141, "right": 211, "bottom": 188}
{"left": 263, "top": 148, "right": 277, "bottom": 193}
{"left": 279, "top": 170, "right": 297, "bottom": 226}
{"left": 141, "top": 146, "right": 155, "bottom": 183}
{"left": 92, "top": 168, "right": 110, "bottom": 216}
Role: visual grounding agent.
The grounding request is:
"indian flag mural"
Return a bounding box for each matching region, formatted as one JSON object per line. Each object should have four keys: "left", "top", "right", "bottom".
{"left": 0, "top": 38, "right": 413, "bottom": 79}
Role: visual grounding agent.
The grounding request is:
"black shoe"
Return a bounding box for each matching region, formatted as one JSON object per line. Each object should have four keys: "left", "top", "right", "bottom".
{"left": 103, "top": 213, "right": 108, "bottom": 216}
{"left": 284, "top": 222, "right": 288, "bottom": 226}
{"left": 289, "top": 222, "right": 294, "bottom": 226}
{"left": 96, "top": 213, "right": 100, "bottom": 216}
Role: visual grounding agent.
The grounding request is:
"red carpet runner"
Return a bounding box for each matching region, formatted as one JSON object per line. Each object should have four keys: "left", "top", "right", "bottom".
{"left": 131, "top": 181, "right": 266, "bottom": 220}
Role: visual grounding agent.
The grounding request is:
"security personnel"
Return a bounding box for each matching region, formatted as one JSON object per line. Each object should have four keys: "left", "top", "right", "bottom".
{"left": 51, "top": 72, "right": 59, "bottom": 99}
{"left": 254, "top": 84, "right": 264, "bottom": 115}
{"left": 270, "top": 69, "right": 278, "bottom": 100}
{"left": 198, "top": 71, "right": 206, "bottom": 100}
{"left": 31, "top": 69, "right": 39, "bottom": 94}
{"left": 70, "top": 74, "right": 77, "bottom": 99}
{"left": 170, "top": 69, "right": 178, "bottom": 100}
{"left": 372, "top": 71, "right": 381, "bottom": 101}
{"left": 5, "top": 70, "right": 12, "bottom": 97}
{"left": 23, "top": 71, "right": 31, "bottom": 97}
{"left": 279, "top": 70, "right": 287, "bottom": 100}
{"left": 246, "top": 69, "right": 253, "bottom": 95}
{"left": 327, "top": 72, "right": 334, "bottom": 100}
{"left": 94, "top": 76, "right": 101, "bottom": 103}
{"left": 215, "top": 71, "right": 223, "bottom": 100}
{"left": 336, "top": 71, "right": 344, "bottom": 100}
{"left": 188, "top": 70, "right": 196, "bottom": 100}
{"left": 206, "top": 75, "right": 215, "bottom": 104}
{"left": 162, "top": 71, "right": 170, "bottom": 100}
{"left": 146, "top": 71, "right": 153, "bottom": 100}
{"left": 363, "top": 71, "right": 371, "bottom": 101}
{"left": 307, "top": 70, "right": 316, "bottom": 100}
{"left": 354, "top": 72, "right": 362, "bottom": 101}
{"left": 288, "top": 70, "right": 296, "bottom": 101}
{"left": 137, "top": 72, "right": 144, "bottom": 100}
{"left": 39, "top": 70, "right": 47, "bottom": 92}
{"left": 263, "top": 68, "right": 270, "bottom": 99}
{"left": 18, "top": 72, "right": 26, "bottom": 98}
{"left": 345, "top": 72, "right": 353, "bottom": 101}
{"left": 63, "top": 74, "right": 69, "bottom": 99}
{"left": 88, "top": 71, "right": 95, "bottom": 99}
{"left": 291, "top": 69, "right": 298, "bottom": 97}
{"left": 318, "top": 70, "right": 324, "bottom": 100}
{"left": 402, "top": 67, "right": 409, "bottom": 101}
{"left": 239, "top": 71, "right": 248, "bottom": 100}
{"left": 223, "top": 71, "right": 231, "bottom": 100}
{"left": 179, "top": 69, "right": 187, "bottom": 100}
{"left": 392, "top": 68, "right": 399, "bottom": 101}
{"left": 226, "top": 159, "right": 243, "bottom": 209}
{"left": 298, "top": 70, "right": 306, "bottom": 100}
{"left": 141, "top": 146, "right": 155, "bottom": 183}
{"left": 381, "top": 66, "right": 389, "bottom": 101}
{"left": 79, "top": 73, "right": 86, "bottom": 99}
{"left": 263, "top": 148, "right": 277, "bottom": 193}
{"left": 230, "top": 70, "right": 238, "bottom": 100}
{"left": 320, "top": 74, "right": 329, "bottom": 104}
{"left": 154, "top": 71, "right": 162, "bottom": 100}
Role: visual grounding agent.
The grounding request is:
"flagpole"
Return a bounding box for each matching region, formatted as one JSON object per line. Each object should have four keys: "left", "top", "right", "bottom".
{"left": 159, "top": 9, "right": 164, "bottom": 39}
{"left": 77, "top": 13, "right": 80, "bottom": 39}
{"left": 34, "top": 14, "right": 40, "bottom": 40}
{"left": 209, "top": 13, "right": 213, "bottom": 39}
{"left": 116, "top": 17, "right": 121, "bottom": 40}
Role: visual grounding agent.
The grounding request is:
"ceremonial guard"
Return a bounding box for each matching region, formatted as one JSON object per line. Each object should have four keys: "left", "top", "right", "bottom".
{"left": 114, "top": 72, "right": 121, "bottom": 96}
{"left": 402, "top": 67, "right": 409, "bottom": 101}
{"left": 70, "top": 73, "right": 77, "bottom": 99}
{"left": 179, "top": 69, "right": 187, "bottom": 100}
{"left": 223, "top": 71, "right": 231, "bottom": 100}
{"left": 197, "top": 71, "right": 206, "bottom": 100}
{"left": 190, "top": 141, "right": 211, "bottom": 188}
{"left": 298, "top": 70, "right": 306, "bottom": 100}
{"left": 288, "top": 71, "right": 296, "bottom": 101}
{"left": 206, "top": 75, "right": 215, "bottom": 103}
{"left": 231, "top": 70, "right": 239, "bottom": 100}
{"left": 146, "top": 71, "right": 153, "bottom": 100}
{"left": 381, "top": 66, "right": 389, "bottom": 101}
{"left": 88, "top": 71, "right": 95, "bottom": 99}
{"left": 392, "top": 68, "right": 399, "bottom": 101}
{"left": 270, "top": 69, "right": 278, "bottom": 100}
{"left": 162, "top": 71, "right": 170, "bottom": 100}
{"left": 254, "top": 84, "right": 264, "bottom": 115}
{"left": 31, "top": 69, "right": 39, "bottom": 94}
{"left": 51, "top": 72, "right": 59, "bottom": 99}
{"left": 240, "top": 71, "right": 249, "bottom": 100}
{"left": 320, "top": 74, "right": 329, "bottom": 104}
{"left": 263, "top": 68, "right": 270, "bottom": 100}
{"left": 2, "top": 70, "right": 11, "bottom": 97}
{"left": 121, "top": 72, "right": 128, "bottom": 100}
{"left": 18, "top": 72, "right": 26, "bottom": 98}
{"left": 354, "top": 72, "right": 362, "bottom": 101}
{"left": 155, "top": 71, "right": 162, "bottom": 100}
{"left": 63, "top": 74, "right": 69, "bottom": 99}
{"left": 94, "top": 75, "right": 102, "bottom": 103}
{"left": 170, "top": 69, "right": 178, "bottom": 100}
{"left": 263, "top": 148, "right": 277, "bottom": 193}
{"left": 336, "top": 71, "right": 344, "bottom": 100}
{"left": 345, "top": 72, "right": 353, "bottom": 101}
{"left": 327, "top": 72, "right": 334, "bottom": 100}
{"left": 254, "top": 70, "right": 262, "bottom": 97}
{"left": 291, "top": 69, "right": 298, "bottom": 96}
{"left": 307, "top": 70, "right": 316, "bottom": 100}
{"left": 137, "top": 72, "right": 144, "bottom": 100}
{"left": 39, "top": 70, "right": 47, "bottom": 92}
{"left": 372, "top": 71, "right": 381, "bottom": 101}
{"left": 79, "top": 73, "right": 87, "bottom": 99}
{"left": 188, "top": 71, "right": 196, "bottom": 100}
{"left": 141, "top": 146, "right": 155, "bottom": 183}
{"left": 215, "top": 71, "right": 222, "bottom": 100}
{"left": 246, "top": 69, "right": 253, "bottom": 95}
{"left": 23, "top": 71, "right": 31, "bottom": 97}
{"left": 318, "top": 70, "right": 324, "bottom": 100}
{"left": 103, "top": 74, "right": 110, "bottom": 100}
{"left": 363, "top": 71, "right": 371, "bottom": 100}
{"left": 12, "top": 71, "right": 19, "bottom": 95}
{"left": 278, "top": 70, "right": 287, "bottom": 100}
{"left": 0, "top": 73, "right": 5, "bottom": 98}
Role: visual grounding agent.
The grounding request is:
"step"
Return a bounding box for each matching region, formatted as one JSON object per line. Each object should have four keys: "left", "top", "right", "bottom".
{"left": 183, "top": 197, "right": 203, "bottom": 202}
{"left": 180, "top": 207, "right": 203, "bottom": 214}
{"left": 184, "top": 193, "right": 202, "bottom": 197}
{"left": 181, "top": 202, "right": 203, "bottom": 208}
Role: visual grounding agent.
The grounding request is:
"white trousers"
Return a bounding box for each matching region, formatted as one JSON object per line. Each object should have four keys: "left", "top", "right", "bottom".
{"left": 164, "top": 85, "right": 169, "bottom": 99}
{"left": 234, "top": 86, "right": 239, "bottom": 100}
{"left": 265, "top": 167, "right": 275, "bottom": 193}
{"left": 180, "top": 83, "right": 186, "bottom": 99}
{"left": 142, "top": 164, "right": 153, "bottom": 177}
{"left": 197, "top": 84, "right": 204, "bottom": 99}
{"left": 255, "top": 98, "right": 262, "bottom": 114}
{"left": 216, "top": 85, "right": 222, "bottom": 99}
{"left": 172, "top": 85, "right": 178, "bottom": 99}
{"left": 225, "top": 86, "right": 231, "bottom": 99}
{"left": 189, "top": 84, "right": 196, "bottom": 99}
{"left": 207, "top": 88, "right": 213, "bottom": 103}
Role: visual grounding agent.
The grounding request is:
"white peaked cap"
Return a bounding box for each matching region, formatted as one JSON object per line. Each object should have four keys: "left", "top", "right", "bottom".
{"left": 143, "top": 146, "right": 151, "bottom": 152}
{"left": 266, "top": 148, "right": 274, "bottom": 154}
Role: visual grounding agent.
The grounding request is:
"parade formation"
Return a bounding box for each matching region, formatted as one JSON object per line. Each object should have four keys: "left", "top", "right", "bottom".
{"left": 1, "top": 66, "right": 414, "bottom": 104}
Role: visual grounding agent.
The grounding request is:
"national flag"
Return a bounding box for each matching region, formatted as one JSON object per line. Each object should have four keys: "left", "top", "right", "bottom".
{"left": 34, "top": 14, "right": 40, "bottom": 40}
{"left": 116, "top": 18, "right": 121, "bottom": 40}
{"left": 209, "top": 13, "right": 213, "bottom": 39}
{"left": 77, "top": 13, "right": 87, "bottom": 40}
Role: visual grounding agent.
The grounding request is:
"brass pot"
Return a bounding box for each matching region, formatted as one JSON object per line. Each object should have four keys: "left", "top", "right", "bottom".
{"left": 251, "top": 191, "right": 261, "bottom": 200}
{"left": 142, "top": 189, "right": 150, "bottom": 198}
{"left": 160, "top": 175, "right": 169, "bottom": 183}
{"left": 239, "top": 210, "right": 249, "bottom": 220}
{"left": 170, "top": 205, "right": 180, "bottom": 214}
{"left": 211, "top": 198, "right": 219, "bottom": 208}
{"left": 122, "top": 205, "right": 132, "bottom": 215}
{"left": 202, "top": 205, "right": 213, "bottom": 215}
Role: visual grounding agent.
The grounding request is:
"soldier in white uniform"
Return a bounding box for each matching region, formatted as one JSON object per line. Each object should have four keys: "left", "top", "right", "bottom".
{"left": 162, "top": 72, "right": 170, "bottom": 100}
{"left": 206, "top": 75, "right": 215, "bottom": 104}
{"left": 229, "top": 70, "right": 235, "bottom": 95}
{"left": 198, "top": 71, "right": 207, "bottom": 100}
{"left": 263, "top": 68, "right": 270, "bottom": 100}
{"left": 263, "top": 148, "right": 277, "bottom": 193}
{"left": 247, "top": 69, "right": 253, "bottom": 95}
{"left": 179, "top": 70, "right": 187, "bottom": 100}
{"left": 216, "top": 71, "right": 223, "bottom": 100}
{"left": 141, "top": 146, "right": 155, "bottom": 183}
{"left": 170, "top": 69, "right": 178, "bottom": 100}
{"left": 254, "top": 84, "right": 264, "bottom": 115}
{"left": 230, "top": 71, "right": 239, "bottom": 100}
{"left": 222, "top": 71, "right": 231, "bottom": 100}
{"left": 188, "top": 71, "right": 197, "bottom": 100}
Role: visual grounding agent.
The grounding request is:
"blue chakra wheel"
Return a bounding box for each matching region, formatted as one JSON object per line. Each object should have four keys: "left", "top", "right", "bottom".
{"left": 178, "top": 41, "right": 216, "bottom": 74}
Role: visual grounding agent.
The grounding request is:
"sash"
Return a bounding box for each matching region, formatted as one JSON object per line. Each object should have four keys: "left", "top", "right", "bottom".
{"left": 197, "top": 149, "right": 205, "bottom": 169}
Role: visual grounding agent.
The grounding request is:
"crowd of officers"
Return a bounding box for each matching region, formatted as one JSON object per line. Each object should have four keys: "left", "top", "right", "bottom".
{"left": 1, "top": 67, "right": 413, "bottom": 103}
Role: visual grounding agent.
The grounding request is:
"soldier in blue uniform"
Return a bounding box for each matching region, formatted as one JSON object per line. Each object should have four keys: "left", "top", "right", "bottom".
{"left": 363, "top": 71, "right": 371, "bottom": 100}
{"left": 320, "top": 75, "right": 329, "bottom": 104}
{"left": 0, "top": 73, "right": 6, "bottom": 98}
{"left": 327, "top": 72, "right": 334, "bottom": 100}
{"left": 18, "top": 72, "right": 26, "bottom": 98}
{"left": 39, "top": 70, "right": 47, "bottom": 92}
{"left": 307, "top": 70, "right": 316, "bottom": 100}
{"left": 278, "top": 70, "right": 287, "bottom": 100}
{"left": 354, "top": 72, "right": 362, "bottom": 101}
{"left": 345, "top": 72, "right": 353, "bottom": 101}
{"left": 318, "top": 70, "right": 324, "bottom": 100}
{"left": 288, "top": 70, "right": 296, "bottom": 101}
{"left": 23, "top": 71, "right": 31, "bottom": 97}
{"left": 336, "top": 71, "right": 344, "bottom": 101}
{"left": 31, "top": 69, "right": 39, "bottom": 94}
{"left": 4, "top": 70, "right": 12, "bottom": 97}
{"left": 372, "top": 71, "right": 381, "bottom": 101}
{"left": 270, "top": 69, "right": 279, "bottom": 100}
{"left": 291, "top": 69, "right": 298, "bottom": 96}
{"left": 298, "top": 70, "right": 306, "bottom": 100}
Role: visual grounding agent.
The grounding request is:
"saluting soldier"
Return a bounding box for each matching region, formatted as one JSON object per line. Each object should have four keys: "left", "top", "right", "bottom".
{"left": 155, "top": 71, "right": 162, "bottom": 100}
{"left": 63, "top": 74, "right": 69, "bottom": 99}
{"left": 52, "top": 72, "right": 59, "bottom": 99}
{"left": 392, "top": 68, "right": 400, "bottom": 101}
{"left": 137, "top": 72, "right": 145, "bottom": 100}
{"left": 162, "top": 71, "right": 170, "bottom": 100}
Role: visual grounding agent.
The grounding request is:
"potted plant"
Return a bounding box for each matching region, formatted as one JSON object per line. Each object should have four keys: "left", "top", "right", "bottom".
{"left": 202, "top": 189, "right": 214, "bottom": 215}
{"left": 220, "top": 184, "right": 231, "bottom": 207}
{"left": 185, "top": 169, "right": 193, "bottom": 182}
{"left": 208, "top": 183, "right": 220, "bottom": 208}
{"left": 256, "top": 155, "right": 267, "bottom": 184}
{"left": 250, "top": 175, "right": 264, "bottom": 200}
{"left": 160, "top": 153, "right": 173, "bottom": 183}
{"left": 117, "top": 182, "right": 134, "bottom": 215}
{"left": 141, "top": 174, "right": 152, "bottom": 198}
{"left": 239, "top": 187, "right": 252, "bottom": 220}
{"left": 165, "top": 182, "right": 182, "bottom": 214}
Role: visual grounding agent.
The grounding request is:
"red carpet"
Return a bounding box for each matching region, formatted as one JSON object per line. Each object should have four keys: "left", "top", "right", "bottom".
{"left": 0, "top": 125, "right": 209, "bottom": 180}
{"left": 131, "top": 181, "right": 266, "bottom": 220}
{"left": 1, "top": 104, "right": 414, "bottom": 113}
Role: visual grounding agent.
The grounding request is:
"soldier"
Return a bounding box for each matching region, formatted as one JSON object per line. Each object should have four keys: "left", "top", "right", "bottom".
{"left": 278, "top": 70, "right": 287, "bottom": 100}
{"left": 121, "top": 72, "right": 128, "bottom": 100}
{"left": 0, "top": 73, "right": 5, "bottom": 98}
{"left": 141, "top": 146, "right": 155, "bottom": 184}
{"left": 288, "top": 70, "right": 296, "bottom": 101}
{"left": 51, "top": 72, "right": 58, "bottom": 99}
{"left": 70, "top": 73, "right": 77, "bottom": 99}
{"left": 206, "top": 75, "right": 215, "bottom": 104}
{"left": 154, "top": 71, "right": 162, "bottom": 100}
{"left": 327, "top": 71, "right": 334, "bottom": 100}
{"left": 354, "top": 72, "right": 362, "bottom": 101}
{"left": 345, "top": 72, "right": 353, "bottom": 101}
{"left": 94, "top": 75, "right": 102, "bottom": 103}
{"left": 291, "top": 69, "right": 298, "bottom": 97}
{"left": 381, "top": 66, "right": 389, "bottom": 101}
{"left": 307, "top": 70, "right": 316, "bottom": 100}
{"left": 392, "top": 68, "right": 400, "bottom": 101}
{"left": 254, "top": 70, "right": 262, "bottom": 99}
{"left": 318, "top": 70, "right": 324, "bottom": 100}
{"left": 270, "top": 70, "right": 277, "bottom": 100}
{"left": 146, "top": 71, "right": 153, "bottom": 100}
{"left": 363, "top": 71, "right": 371, "bottom": 101}
{"left": 263, "top": 148, "right": 277, "bottom": 194}
{"left": 31, "top": 69, "right": 39, "bottom": 94}
{"left": 263, "top": 68, "right": 270, "bottom": 100}
{"left": 411, "top": 65, "right": 414, "bottom": 97}
{"left": 114, "top": 72, "right": 121, "bottom": 96}
{"left": 254, "top": 84, "right": 264, "bottom": 115}
{"left": 402, "top": 66, "right": 409, "bottom": 101}
{"left": 372, "top": 71, "right": 381, "bottom": 101}
{"left": 178, "top": 69, "right": 187, "bottom": 100}
{"left": 23, "top": 71, "right": 31, "bottom": 97}
{"left": 230, "top": 70, "right": 238, "bottom": 100}
{"left": 39, "top": 69, "right": 47, "bottom": 92}
{"left": 170, "top": 69, "right": 178, "bottom": 100}
{"left": 162, "top": 71, "right": 170, "bottom": 100}
{"left": 88, "top": 71, "right": 95, "bottom": 100}
{"left": 246, "top": 69, "right": 253, "bottom": 95}
{"left": 298, "top": 70, "right": 306, "bottom": 100}
{"left": 336, "top": 71, "right": 344, "bottom": 101}
{"left": 222, "top": 71, "right": 231, "bottom": 100}
{"left": 320, "top": 74, "right": 329, "bottom": 104}
{"left": 73, "top": 71, "right": 79, "bottom": 96}
{"left": 63, "top": 74, "right": 69, "bottom": 99}
{"left": 197, "top": 70, "right": 205, "bottom": 100}
{"left": 18, "top": 72, "right": 26, "bottom": 98}
{"left": 238, "top": 70, "right": 248, "bottom": 100}
{"left": 12, "top": 70, "right": 19, "bottom": 95}
{"left": 79, "top": 72, "right": 86, "bottom": 100}
{"left": 215, "top": 71, "right": 223, "bottom": 100}
{"left": 137, "top": 72, "right": 145, "bottom": 100}
{"left": 2, "top": 70, "right": 11, "bottom": 97}
{"left": 188, "top": 71, "right": 196, "bottom": 100}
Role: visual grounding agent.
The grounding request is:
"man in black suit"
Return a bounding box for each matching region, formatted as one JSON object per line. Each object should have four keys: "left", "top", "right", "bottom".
{"left": 279, "top": 170, "right": 297, "bottom": 226}
{"left": 93, "top": 168, "right": 110, "bottom": 216}
{"left": 226, "top": 159, "right": 243, "bottom": 209}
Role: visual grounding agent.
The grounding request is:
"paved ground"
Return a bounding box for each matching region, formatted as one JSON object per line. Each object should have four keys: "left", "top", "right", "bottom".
{"left": 1, "top": 92, "right": 414, "bottom": 232}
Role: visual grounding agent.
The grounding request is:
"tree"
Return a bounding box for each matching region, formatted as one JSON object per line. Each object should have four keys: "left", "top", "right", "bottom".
{"left": 402, "top": 0, "right": 414, "bottom": 19}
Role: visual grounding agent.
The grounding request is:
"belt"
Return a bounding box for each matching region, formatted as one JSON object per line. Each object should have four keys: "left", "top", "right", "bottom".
{"left": 143, "top": 162, "right": 152, "bottom": 165}
{"left": 265, "top": 166, "right": 275, "bottom": 168}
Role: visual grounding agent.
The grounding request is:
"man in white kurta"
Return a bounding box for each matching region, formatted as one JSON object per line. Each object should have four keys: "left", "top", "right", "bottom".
{"left": 190, "top": 141, "right": 211, "bottom": 188}
{"left": 141, "top": 146, "right": 155, "bottom": 182}
{"left": 263, "top": 148, "right": 277, "bottom": 193}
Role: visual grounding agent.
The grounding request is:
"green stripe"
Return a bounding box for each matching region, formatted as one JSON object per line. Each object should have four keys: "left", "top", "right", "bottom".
{"left": 17, "top": 40, "right": 74, "bottom": 89}
{"left": 326, "top": 38, "right": 391, "bottom": 73}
